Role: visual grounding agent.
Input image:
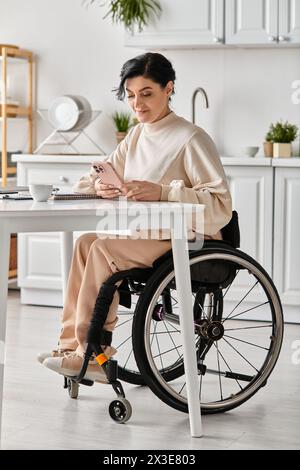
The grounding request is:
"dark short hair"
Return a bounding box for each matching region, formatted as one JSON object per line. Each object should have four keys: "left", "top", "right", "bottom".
{"left": 114, "top": 52, "right": 176, "bottom": 101}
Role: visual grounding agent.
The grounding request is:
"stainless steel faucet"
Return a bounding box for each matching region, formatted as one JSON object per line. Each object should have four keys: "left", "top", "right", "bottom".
{"left": 191, "top": 87, "right": 209, "bottom": 124}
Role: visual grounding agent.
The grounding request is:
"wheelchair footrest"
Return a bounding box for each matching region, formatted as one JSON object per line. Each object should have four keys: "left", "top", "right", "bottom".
{"left": 78, "top": 378, "right": 94, "bottom": 386}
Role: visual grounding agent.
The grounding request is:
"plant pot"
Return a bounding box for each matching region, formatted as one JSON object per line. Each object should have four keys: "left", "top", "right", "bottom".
{"left": 273, "top": 143, "right": 292, "bottom": 158}
{"left": 263, "top": 141, "right": 273, "bottom": 158}
{"left": 116, "top": 131, "right": 127, "bottom": 144}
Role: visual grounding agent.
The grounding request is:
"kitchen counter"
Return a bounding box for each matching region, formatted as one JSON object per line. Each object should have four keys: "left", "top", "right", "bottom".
{"left": 13, "top": 154, "right": 300, "bottom": 167}
{"left": 271, "top": 157, "right": 300, "bottom": 167}
{"left": 220, "top": 157, "right": 272, "bottom": 166}
{"left": 12, "top": 154, "right": 104, "bottom": 164}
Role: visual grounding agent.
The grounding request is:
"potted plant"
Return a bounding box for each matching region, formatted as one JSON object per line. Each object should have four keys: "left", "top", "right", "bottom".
{"left": 266, "top": 120, "right": 298, "bottom": 158}
{"left": 112, "top": 111, "right": 133, "bottom": 144}
{"left": 263, "top": 130, "right": 274, "bottom": 158}
{"left": 83, "top": 0, "right": 162, "bottom": 32}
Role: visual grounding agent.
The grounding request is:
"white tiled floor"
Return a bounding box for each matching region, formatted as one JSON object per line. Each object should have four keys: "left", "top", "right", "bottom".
{"left": 2, "top": 290, "right": 300, "bottom": 450}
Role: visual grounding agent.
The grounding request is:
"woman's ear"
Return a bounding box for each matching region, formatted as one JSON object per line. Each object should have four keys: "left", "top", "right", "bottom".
{"left": 166, "top": 80, "right": 174, "bottom": 97}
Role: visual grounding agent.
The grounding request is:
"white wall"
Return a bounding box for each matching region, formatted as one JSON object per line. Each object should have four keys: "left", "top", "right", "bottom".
{"left": 1, "top": 0, "right": 299, "bottom": 157}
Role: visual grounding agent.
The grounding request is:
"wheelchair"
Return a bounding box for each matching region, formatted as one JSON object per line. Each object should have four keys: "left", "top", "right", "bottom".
{"left": 63, "top": 211, "right": 284, "bottom": 423}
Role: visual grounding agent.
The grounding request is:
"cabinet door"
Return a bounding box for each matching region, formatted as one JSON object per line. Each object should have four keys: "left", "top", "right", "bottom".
{"left": 223, "top": 166, "right": 273, "bottom": 318}
{"left": 273, "top": 167, "right": 300, "bottom": 306}
{"left": 125, "top": 0, "right": 224, "bottom": 48}
{"left": 226, "top": 0, "right": 278, "bottom": 45}
{"left": 278, "top": 0, "right": 300, "bottom": 44}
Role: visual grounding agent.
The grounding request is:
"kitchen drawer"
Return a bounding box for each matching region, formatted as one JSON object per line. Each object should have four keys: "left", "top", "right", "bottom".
{"left": 25, "top": 163, "right": 90, "bottom": 188}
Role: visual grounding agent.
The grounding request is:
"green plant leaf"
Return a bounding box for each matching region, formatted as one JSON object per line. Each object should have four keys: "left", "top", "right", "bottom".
{"left": 265, "top": 120, "right": 298, "bottom": 143}
{"left": 84, "top": 0, "right": 161, "bottom": 32}
{"left": 112, "top": 111, "right": 133, "bottom": 131}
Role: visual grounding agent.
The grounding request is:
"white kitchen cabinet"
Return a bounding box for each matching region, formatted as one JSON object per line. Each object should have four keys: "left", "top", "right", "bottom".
{"left": 125, "top": 0, "right": 225, "bottom": 48}
{"left": 13, "top": 154, "right": 101, "bottom": 307}
{"left": 223, "top": 162, "right": 273, "bottom": 272}
{"left": 226, "top": 0, "right": 300, "bottom": 46}
{"left": 273, "top": 162, "right": 300, "bottom": 321}
{"left": 279, "top": 0, "right": 300, "bottom": 44}
{"left": 222, "top": 160, "right": 274, "bottom": 317}
{"left": 125, "top": 0, "right": 300, "bottom": 49}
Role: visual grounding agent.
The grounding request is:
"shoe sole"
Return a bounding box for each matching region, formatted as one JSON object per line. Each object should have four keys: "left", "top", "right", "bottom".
{"left": 45, "top": 362, "right": 108, "bottom": 384}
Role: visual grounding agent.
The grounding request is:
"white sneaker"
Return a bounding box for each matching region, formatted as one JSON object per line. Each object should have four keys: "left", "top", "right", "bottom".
{"left": 37, "top": 345, "right": 117, "bottom": 365}
{"left": 37, "top": 349, "right": 73, "bottom": 364}
{"left": 43, "top": 352, "right": 108, "bottom": 383}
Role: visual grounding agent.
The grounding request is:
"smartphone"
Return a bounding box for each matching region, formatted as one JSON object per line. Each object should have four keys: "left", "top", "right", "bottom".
{"left": 92, "top": 161, "right": 123, "bottom": 189}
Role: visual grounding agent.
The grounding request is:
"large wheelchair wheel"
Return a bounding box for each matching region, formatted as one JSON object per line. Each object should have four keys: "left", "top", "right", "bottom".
{"left": 132, "top": 245, "right": 284, "bottom": 414}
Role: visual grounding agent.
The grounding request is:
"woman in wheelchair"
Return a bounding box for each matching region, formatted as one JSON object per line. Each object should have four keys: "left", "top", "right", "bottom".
{"left": 39, "top": 53, "right": 282, "bottom": 417}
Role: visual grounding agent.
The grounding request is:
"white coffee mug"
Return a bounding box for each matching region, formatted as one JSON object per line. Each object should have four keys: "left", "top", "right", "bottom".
{"left": 29, "top": 184, "right": 53, "bottom": 202}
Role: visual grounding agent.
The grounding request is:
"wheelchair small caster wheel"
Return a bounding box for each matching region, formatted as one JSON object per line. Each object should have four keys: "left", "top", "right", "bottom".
{"left": 67, "top": 378, "right": 79, "bottom": 399}
{"left": 109, "top": 398, "right": 132, "bottom": 423}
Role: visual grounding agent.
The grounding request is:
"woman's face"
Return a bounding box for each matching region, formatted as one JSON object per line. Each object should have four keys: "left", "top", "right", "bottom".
{"left": 125, "top": 76, "right": 173, "bottom": 124}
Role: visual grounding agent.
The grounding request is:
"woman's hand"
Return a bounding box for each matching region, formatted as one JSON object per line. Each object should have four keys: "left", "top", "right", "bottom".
{"left": 120, "top": 180, "right": 162, "bottom": 201}
{"left": 95, "top": 179, "right": 121, "bottom": 199}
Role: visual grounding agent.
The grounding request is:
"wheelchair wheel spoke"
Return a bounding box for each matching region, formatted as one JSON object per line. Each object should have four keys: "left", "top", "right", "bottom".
{"left": 150, "top": 321, "right": 158, "bottom": 347}
{"left": 123, "top": 348, "right": 134, "bottom": 369}
{"left": 222, "top": 280, "right": 259, "bottom": 322}
{"left": 115, "top": 316, "right": 133, "bottom": 329}
{"left": 222, "top": 269, "right": 240, "bottom": 298}
{"left": 165, "top": 319, "right": 181, "bottom": 334}
{"left": 216, "top": 342, "right": 224, "bottom": 401}
{"left": 162, "top": 320, "right": 182, "bottom": 360}
{"left": 150, "top": 329, "right": 180, "bottom": 334}
{"left": 221, "top": 336, "right": 260, "bottom": 372}
{"left": 225, "top": 324, "right": 273, "bottom": 332}
{"left": 153, "top": 344, "right": 183, "bottom": 359}
{"left": 193, "top": 292, "right": 208, "bottom": 320}
{"left": 212, "top": 342, "right": 243, "bottom": 390}
{"left": 223, "top": 334, "right": 270, "bottom": 351}
{"left": 115, "top": 334, "right": 132, "bottom": 350}
{"left": 155, "top": 327, "right": 164, "bottom": 371}
{"left": 224, "top": 301, "right": 270, "bottom": 322}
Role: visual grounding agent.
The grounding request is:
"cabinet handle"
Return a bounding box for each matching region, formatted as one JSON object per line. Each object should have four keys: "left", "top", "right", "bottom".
{"left": 268, "top": 36, "right": 277, "bottom": 42}
{"left": 213, "top": 37, "right": 223, "bottom": 44}
{"left": 278, "top": 36, "right": 288, "bottom": 42}
{"left": 59, "top": 176, "right": 69, "bottom": 182}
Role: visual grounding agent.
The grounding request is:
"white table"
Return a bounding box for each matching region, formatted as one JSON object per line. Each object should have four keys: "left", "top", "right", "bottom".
{"left": 0, "top": 198, "right": 204, "bottom": 443}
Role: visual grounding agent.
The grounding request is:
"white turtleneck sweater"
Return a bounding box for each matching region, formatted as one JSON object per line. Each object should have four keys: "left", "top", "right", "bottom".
{"left": 104, "top": 111, "right": 232, "bottom": 239}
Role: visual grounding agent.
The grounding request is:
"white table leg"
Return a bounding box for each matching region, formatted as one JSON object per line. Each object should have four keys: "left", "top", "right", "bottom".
{"left": 0, "top": 223, "right": 11, "bottom": 446}
{"left": 171, "top": 233, "right": 203, "bottom": 438}
{"left": 60, "top": 232, "right": 73, "bottom": 303}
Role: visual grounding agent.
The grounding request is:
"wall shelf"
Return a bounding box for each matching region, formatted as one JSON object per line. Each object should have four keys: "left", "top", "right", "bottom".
{"left": 0, "top": 105, "right": 31, "bottom": 118}
{"left": 0, "top": 44, "right": 34, "bottom": 188}
{"left": 1, "top": 44, "right": 33, "bottom": 283}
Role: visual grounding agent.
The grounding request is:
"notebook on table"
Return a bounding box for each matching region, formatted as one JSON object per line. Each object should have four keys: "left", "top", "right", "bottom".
{"left": 49, "top": 193, "right": 102, "bottom": 201}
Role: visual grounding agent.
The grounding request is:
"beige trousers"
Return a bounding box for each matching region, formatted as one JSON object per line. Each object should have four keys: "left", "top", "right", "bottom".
{"left": 59, "top": 233, "right": 172, "bottom": 355}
